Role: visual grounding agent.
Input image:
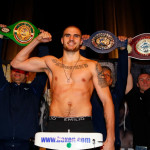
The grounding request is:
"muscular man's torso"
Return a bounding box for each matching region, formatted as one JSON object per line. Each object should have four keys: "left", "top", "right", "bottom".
{"left": 44, "top": 55, "right": 95, "bottom": 117}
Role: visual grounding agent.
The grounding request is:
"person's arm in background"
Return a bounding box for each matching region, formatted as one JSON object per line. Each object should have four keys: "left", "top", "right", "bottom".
{"left": 125, "top": 57, "right": 133, "bottom": 94}
{"left": 0, "top": 24, "right": 8, "bottom": 89}
{"left": 125, "top": 38, "right": 133, "bottom": 94}
{"left": 112, "top": 36, "right": 128, "bottom": 105}
{"left": 144, "top": 81, "right": 150, "bottom": 150}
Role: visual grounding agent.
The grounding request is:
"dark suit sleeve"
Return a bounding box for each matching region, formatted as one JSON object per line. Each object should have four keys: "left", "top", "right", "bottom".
{"left": 144, "top": 88, "right": 150, "bottom": 117}
{"left": 112, "top": 48, "right": 128, "bottom": 106}
{"left": 0, "top": 38, "right": 7, "bottom": 89}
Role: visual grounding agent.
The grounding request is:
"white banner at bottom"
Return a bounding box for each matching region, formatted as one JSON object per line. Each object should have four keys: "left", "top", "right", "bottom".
{"left": 35, "top": 132, "right": 103, "bottom": 150}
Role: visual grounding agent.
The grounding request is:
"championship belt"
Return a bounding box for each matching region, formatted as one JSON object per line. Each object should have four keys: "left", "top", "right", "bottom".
{"left": 0, "top": 20, "right": 40, "bottom": 46}
{"left": 83, "top": 30, "right": 127, "bottom": 53}
{"left": 35, "top": 132, "right": 103, "bottom": 150}
{"left": 128, "top": 33, "right": 150, "bottom": 60}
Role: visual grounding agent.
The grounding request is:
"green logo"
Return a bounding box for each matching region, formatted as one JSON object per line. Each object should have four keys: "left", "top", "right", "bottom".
{"left": 67, "top": 142, "right": 72, "bottom": 148}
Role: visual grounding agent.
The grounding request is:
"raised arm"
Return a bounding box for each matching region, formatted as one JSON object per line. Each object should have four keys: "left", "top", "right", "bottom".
{"left": 113, "top": 36, "right": 128, "bottom": 103}
{"left": 125, "top": 38, "right": 133, "bottom": 94}
{"left": 125, "top": 57, "right": 133, "bottom": 94}
{"left": 0, "top": 24, "right": 8, "bottom": 88}
{"left": 92, "top": 61, "right": 115, "bottom": 150}
{"left": 11, "top": 30, "right": 52, "bottom": 72}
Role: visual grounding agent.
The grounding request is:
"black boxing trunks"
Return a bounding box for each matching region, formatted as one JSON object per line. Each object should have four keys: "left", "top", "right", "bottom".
{"left": 46, "top": 116, "right": 95, "bottom": 133}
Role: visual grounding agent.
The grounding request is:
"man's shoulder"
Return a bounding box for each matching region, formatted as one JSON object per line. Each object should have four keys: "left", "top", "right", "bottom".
{"left": 81, "top": 56, "right": 98, "bottom": 65}
{"left": 43, "top": 55, "right": 56, "bottom": 59}
{"left": 44, "top": 55, "right": 58, "bottom": 64}
{"left": 80, "top": 57, "right": 100, "bottom": 71}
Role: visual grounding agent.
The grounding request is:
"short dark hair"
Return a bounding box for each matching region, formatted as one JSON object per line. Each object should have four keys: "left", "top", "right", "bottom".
{"left": 137, "top": 72, "right": 150, "bottom": 79}
{"left": 62, "top": 25, "right": 82, "bottom": 37}
{"left": 137, "top": 68, "right": 150, "bottom": 78}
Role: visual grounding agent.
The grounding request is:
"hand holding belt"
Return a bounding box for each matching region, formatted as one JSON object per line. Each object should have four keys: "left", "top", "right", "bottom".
{"left": 128, "top": 33, "right": 150, "bottom": 60}
{"left": 0, "top": 20, "right": 40, "bottom": 46}
{"left": 82, "top": 30, "right": 127, "bottom": 53}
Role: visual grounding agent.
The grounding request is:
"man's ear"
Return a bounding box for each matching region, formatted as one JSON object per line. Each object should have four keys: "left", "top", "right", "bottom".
{"left": 25, "top": 72, "right": 29, "bottom": 77}
{"left": 61, "top": 37, "right": 63, "bottom": 44}
{"left": 80, "top": 39, "right": 83, "bottom": 45}
{"left": 109, "top": 78, "right": 113, "bottom": 86}
{"left": 110, "top": 78, "right": 113, "bottom": 85}
{"left": 137, "top": 83, "right": 139, "bottom": 87}
{"left": 25, "top": 74, "right": 29, "bottom": 78}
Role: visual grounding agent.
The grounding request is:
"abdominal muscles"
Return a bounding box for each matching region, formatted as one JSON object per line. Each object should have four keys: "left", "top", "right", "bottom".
{"left": 50, "top": 88, "right": 92, "bottom": 117}
{"left": 49, "top": 76, "right": 93, "bottom": 117}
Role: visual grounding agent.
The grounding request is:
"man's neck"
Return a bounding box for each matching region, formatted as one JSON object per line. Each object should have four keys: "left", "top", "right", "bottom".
{"left": 62, "top": 51, "right": 80, "bottom": 63}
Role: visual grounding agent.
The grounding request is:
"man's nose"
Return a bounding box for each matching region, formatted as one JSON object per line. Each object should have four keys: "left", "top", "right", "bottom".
{"left": 104, "top": 74, "right": 107, "bottom": 79}
{"left": 143, "top": 79, "right": 148, "bottom": 84}
{"left": 69, "top": 35, "right": 74, "bottom": 40}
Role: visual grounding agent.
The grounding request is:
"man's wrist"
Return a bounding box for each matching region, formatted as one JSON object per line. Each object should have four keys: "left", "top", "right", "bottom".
{"left": 106, "top": 135, "right": 115, "bottom": 143}
{"left": 31, "top": 37, "right": 42, "bottom": 46}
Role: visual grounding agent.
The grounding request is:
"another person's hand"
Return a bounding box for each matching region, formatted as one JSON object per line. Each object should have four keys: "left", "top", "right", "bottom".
{"left": 118, "top": 36, "right": 127, "bottom": 50}
{"left": 0, "top": 24, "right": 7, "bottom": 28}
{"left": 82, "top": 34, "right": 90, "bottom": 41}
{"left": 127, "top": 37, "right": 133, "bottom": 53}
{"left": 128, "top": 37, "right": 132, "bottom": 44}
{"left": 0, "top": 24, "right": 7, "bottom": 38}
{"left": 80, "top": 34, "right": 90, "bottom": 50}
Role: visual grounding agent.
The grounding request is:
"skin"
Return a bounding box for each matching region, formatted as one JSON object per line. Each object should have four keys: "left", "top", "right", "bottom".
{"left": 11, "top": 26, "right": 115, "bottom": 150}
{"left": 137, "top": 73, "right": 150, "bottom": 93}
{"left": 103, "top": 69, "right": 113, "bottom": 86}
{"left": 11, "top": 70, "right": 28, "bottom": 85}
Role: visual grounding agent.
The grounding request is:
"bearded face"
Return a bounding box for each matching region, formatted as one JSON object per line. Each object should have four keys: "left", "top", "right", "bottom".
{"left": 63, "top": 39, "right": 81, "bottom": 52}
{"left": 61, "top": 26, "right": 82, "bottom": 52}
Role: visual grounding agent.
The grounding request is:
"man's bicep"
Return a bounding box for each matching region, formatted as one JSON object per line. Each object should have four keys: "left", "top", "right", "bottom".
{"left": 93, "top": 62, "right": 108, "bottom": 88}
{"left": 24, "top": 57, "right": 47, "bottom": 72}
{"left": 92, "top": 62, "right": 111, "bottom": 103}
{"left": 11, "top": 57, "right": 46, "bottom": 72}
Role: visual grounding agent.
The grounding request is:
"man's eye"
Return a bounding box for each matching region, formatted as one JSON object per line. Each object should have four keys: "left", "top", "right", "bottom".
{"left": 74, "top": 34, "right": 80, "bottom": 38}
{"left": 104, "top": 74, "right": 110, "bottom": 77}
{"left": 65, "top": 34, "right": 70, "bottom": 37}
{"left": 139, "top": 79, "right": 143, "bottom": 82}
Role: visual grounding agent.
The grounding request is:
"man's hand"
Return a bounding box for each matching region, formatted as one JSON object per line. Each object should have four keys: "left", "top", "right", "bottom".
{"left": 36, "top": 29, "right": 52, "bottom": 43}
{"left": 101, "top": 139, "right": 115, "bottom": 150}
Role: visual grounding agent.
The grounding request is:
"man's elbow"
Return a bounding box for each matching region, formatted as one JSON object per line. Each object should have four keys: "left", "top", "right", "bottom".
{"left": 10, "top": 60, "right": 20, "bottom": 69}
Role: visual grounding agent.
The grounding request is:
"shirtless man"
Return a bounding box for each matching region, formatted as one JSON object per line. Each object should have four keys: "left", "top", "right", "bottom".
{"left": 11, "top": 26, "right": 115, "bottom": 150}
